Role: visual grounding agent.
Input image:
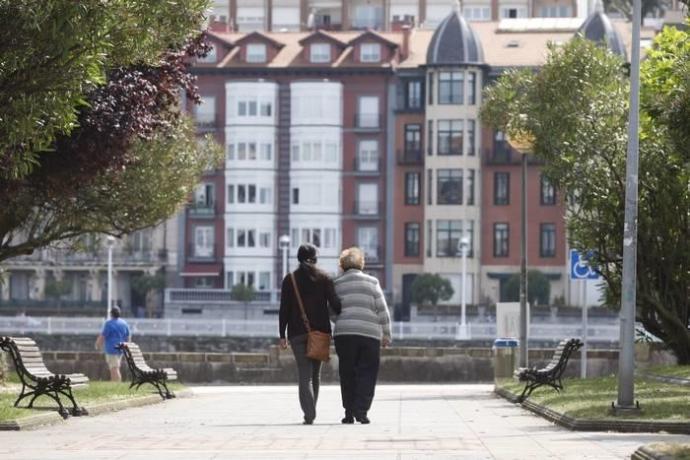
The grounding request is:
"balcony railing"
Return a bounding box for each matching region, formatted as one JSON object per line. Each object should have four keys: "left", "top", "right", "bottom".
{"left": 353, "top": 201, "right": 381, "bottom": 216}
{"left": 188, "top": 202, "right": 217, "bottom": 218}
{"left": 195, "top": 119, "right": 216, "bottom": 132}
{"left": 354, "top": 114, "right": 381, "bottom": 130}
{"left": 361, "top": 246, "right": 382, "bottom": 263}
{"left": 5, "top": 248, "right": 163, "bottom": 266}
{"left": 397, "top": 149, "right": 423, "bottom": 165}
{"left": 187, "top": 243, "right": 219, "bottom": 262}
{"left": 167, "top": 288, "right": 277, "bottom": 303}
{"left": 353, "top": 157, "right": 381, "bottom": 173}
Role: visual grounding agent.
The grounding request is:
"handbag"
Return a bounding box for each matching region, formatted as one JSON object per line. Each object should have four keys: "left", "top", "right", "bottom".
{"left": 290, "top": 272, "right": 331, "bottom": 362}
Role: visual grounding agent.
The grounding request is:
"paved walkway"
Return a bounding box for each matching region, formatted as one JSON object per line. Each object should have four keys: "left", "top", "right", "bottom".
{"left": 1, "top": 384, "right": 689, "bottom": 459}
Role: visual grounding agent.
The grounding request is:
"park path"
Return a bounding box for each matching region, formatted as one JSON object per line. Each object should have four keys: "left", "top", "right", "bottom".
{"left": 1, "top": 384, "right": 688, "bottom": 459}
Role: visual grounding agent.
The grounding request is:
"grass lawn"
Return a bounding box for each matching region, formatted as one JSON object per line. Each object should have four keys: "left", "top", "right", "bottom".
{"left": 496, "top": 372, "right": 690, "bottom": 421}
{"left": 0, "top": 373, "right": 184, "bottom": 422}
{"left": 642, "top": 364, "right": 690, "bottom": 380}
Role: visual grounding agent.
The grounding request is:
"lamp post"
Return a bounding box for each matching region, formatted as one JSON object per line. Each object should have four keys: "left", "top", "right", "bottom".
{"left": 615, "top": 0, "right": 642, "bottom": 415}
{"left": 279, "top": 235, "right": 290, "bottom": 280}
{"left": 106, "top": 236, "right": 116, "bottom": 321}
{"left": 506, "top": 129, "right": 533, "bottom": 368}
{"left": 457, "top": 236, "right": 470, "bottom": 339}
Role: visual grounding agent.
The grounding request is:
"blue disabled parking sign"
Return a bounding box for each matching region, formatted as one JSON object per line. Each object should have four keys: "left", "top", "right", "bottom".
{"left": 570, "top": 250, "right": 600, "bottom": 280}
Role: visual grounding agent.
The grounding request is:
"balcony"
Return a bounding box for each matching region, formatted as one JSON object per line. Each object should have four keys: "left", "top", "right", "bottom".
{"left": 353, "top": 201, "right": 381, "bottom": 218}
{"left": 354, "top": 114, "right": 382, "bottom": 131}
{"left": 397, "top": 149, "right": 423, "bottom": 165}
{"left": 187, "top": 243, "right": 219, "bottom": 263}
{"left": 352, "top": 157, "right": 381, "bottom": 174}
{"left": 188, "top": 201, "right": 218, "bottom": 218}
{"left": 195, "top": 119, "right": 216, "bottom": 133}
{"left": 361, "top": 246, "right": 382, "bottom": 264}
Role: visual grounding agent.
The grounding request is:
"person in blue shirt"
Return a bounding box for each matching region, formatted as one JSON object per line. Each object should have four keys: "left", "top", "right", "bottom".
{"left": 95, "top": 306, "right": 130, "bottom": 381}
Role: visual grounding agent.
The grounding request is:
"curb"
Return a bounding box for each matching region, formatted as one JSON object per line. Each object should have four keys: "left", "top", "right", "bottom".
{"left": 632, "top": 443, "right": 690, "bottom": 460}
{"left": 494, "top": 386, "right": 690, "bottom": 434}
{"left": 0, "top": 388, "right": 193, "bottom": 431}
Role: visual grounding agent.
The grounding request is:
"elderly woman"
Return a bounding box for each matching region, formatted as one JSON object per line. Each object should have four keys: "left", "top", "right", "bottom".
{"left": 333, "top": 247, "right": 392, "bottom": 424}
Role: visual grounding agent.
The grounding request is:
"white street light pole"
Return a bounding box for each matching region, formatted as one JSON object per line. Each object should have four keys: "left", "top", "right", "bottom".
{"left": 279, "top": 235, "right": 290, "bottom": 280}
{"left": 106, "top": 236, "right": 116, "bottom": 321}
{"left": 457, "top": 236, "right": 470, "bottom": 339}
{"left": 615, "top": 0, "right": 642, "bottom": 414}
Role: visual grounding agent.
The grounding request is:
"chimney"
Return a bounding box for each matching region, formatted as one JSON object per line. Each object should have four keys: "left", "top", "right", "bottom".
{"left": 401, "top": 25, "right": 411, "bottom": 60}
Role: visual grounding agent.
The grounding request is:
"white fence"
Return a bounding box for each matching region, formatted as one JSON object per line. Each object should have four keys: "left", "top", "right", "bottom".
{"left": 0, "top": 316, "right": 621, "bottom": 342}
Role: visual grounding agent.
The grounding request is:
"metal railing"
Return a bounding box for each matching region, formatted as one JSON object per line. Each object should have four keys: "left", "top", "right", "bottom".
{"left": 166, "top": 288, "right": 276, "bottom": 303}
{"left": 397, "top": 148, "right": 423, "bottom": 165}
{"left": 0, "top": 316, "right": 622, "bottom": 342}
{"left": 354, "top": 113, "right": 381, "bottom": 129}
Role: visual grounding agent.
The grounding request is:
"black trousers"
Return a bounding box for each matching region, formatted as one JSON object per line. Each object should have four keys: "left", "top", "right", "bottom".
{"left": 290, "top": 334, "right": 321, "bottom": 421}
{"left": 334, "top": 335, "right": 381, "bottom": 416}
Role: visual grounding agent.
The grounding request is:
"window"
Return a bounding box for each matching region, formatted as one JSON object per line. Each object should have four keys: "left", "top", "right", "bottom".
{"left": 468, "top": 72, "right": 477, "bottom": 105}
{"left": 357, "top": 183, "right": 378, "bottom": 214}
{"left": 426, "top": 220, "right": 433, "bottom": 257}
{"left": 357, "top": 96, "right": 379, "bottom": 128}
{"left": 405, "top": 172, "right": 420, "bottom": 205}
{"left": 404, "top": 124, "right": 422, "bottom": 152}
{"left": 465, "top": 220, "right": 475, "bottom": 258}
{"left": 226, "top": 228, "right": 234, "bottom": 248}
{"left": 324, "top": 228, "right": 336, "bottom": 248}
{"left": 494, "top": 223, "right": 509, "bottom": 257}
{"left": 237, "top": 229, "right": 256, "bottom": 248}
{"left": 427, "top": 169, "right": 433, "bottom": 205}
{"left": 427, "top": 120, "right": 434, "bottom": 155}
{"left": 198, "top": 44, "right": 217, "bottom": 63}
{"left": 467, "top": 120, "right": 476, "bottom": 156}
{"left": 501, "top": 7, "right": 526, "bottom": 18}
{"left": 494, "top": 130, "right": 510, "bottom": 161}
{"left": 540, "top": 175, "right": 556, "bottom": 205}
{"left": 357, "top": 140, "right": 379, "bottom": 171}
{"left": 259, "top": 187, "right": 272, "bottom": 204}
{"left": 258, "top": 272, "right": 271, "bottom": 291}
{"left": 196, "top": 96, "right": 216, "bottom": 125}
{"left": 292, "top": 187, "right": 299, "bottom": 204}
{"left": 437, "top": 169, "right": 463, "bottom": 205}
{"left": 235, "top": 96, "right": 272, "bottom": 118}
{"left": 540, "top": 223, "right": 556, "bottom": 257}
{"left": 406, "top": 80, "right": 422, "bottom": 109}
{"left": 310, "top": 43, "right": 331, "bottom": 63}
{"left": 436, "top": 220, "right": 462, "bottom": 257}
{"left": 227, "top": 185, "right": 234, "bottom": 204}
{"left": 438, "top": 72, "right": 464, "bottom": 104}
{"left": 428, "top": 72, "right": 434, "bottom": 105}
{"left": 405, "top": 223, "right": 420, "bottom": 257}
{"left": 357, "top": 227, "right": 379, "bottom": 260}
{"left": 494, "top": 172, "right": 510, "bottom": 205}
{"left": 467, "top": 169, "right": 475, "bottom": 205}
{"left": 259, "top": 231, "right": 271, "bottom": 248}
{"left": 193, "top": 226, "right": 214, "bottom": 258}
{"left": 437, "top": 120, "right": 463, "bottom": 155}
{"left": 246, "top": 43, "right": 267, "bottom": 63}
{"left": 360, "top": 43, "right": 381, "bottom": 62}
{"left": 462, "top": 6, "right": 491, "bottom": 20}
{"left": 194, "top": 183, "right": 214, "bottom": 208}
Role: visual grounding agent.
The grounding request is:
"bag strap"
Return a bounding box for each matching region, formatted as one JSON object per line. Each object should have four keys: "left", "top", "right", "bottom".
{"left": 290, "top": 272, "right": 312, "bottom": 333}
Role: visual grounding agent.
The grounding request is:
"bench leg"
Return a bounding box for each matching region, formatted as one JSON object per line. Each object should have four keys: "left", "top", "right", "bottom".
{"left": 58, "top": 387, "right": 87, "bottom": 416}
{"left": 160, "top": 380, "right": 175, "bottom": 399}
{"left": 150, "top": 380, "right": 166, "bottom": 400}
{"left": 14, "top": 384, "right": 31, "bottom": 407}
{"left": 518, "top": 382, "right": 541, "bottom": 402}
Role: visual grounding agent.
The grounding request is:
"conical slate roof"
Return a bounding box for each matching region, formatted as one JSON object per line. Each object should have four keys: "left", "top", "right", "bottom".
{"left": 577, "top": 9, "right": 627, "bottom": 59}
{"left": 426, "top": 5, "right": 484, "bottom": 66}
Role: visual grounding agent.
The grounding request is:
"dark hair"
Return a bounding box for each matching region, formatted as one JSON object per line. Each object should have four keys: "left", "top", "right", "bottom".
{"left": 296, "top": 243, "right": 325, "bottom": 282}
{"left": 110, "top": 306, "right": 121, "bottom": 319}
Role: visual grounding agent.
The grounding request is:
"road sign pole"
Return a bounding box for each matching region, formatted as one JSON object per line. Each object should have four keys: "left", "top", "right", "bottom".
{"left": 581, "top": 278, "right": 588, "bottom": 378}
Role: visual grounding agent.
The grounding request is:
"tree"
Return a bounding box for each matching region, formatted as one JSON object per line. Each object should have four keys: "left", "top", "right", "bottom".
{"left": 231, "top": 284, "right": 257, "bottom": 321}
{"left": 504, "top": 270, "right": 552, "bottom": 306}
{"left": 481, "top": 33, "right": 690, "bottom": 362}
{"left": 0, "top": 0, "right": 210, "bottom": 180}
{"left": 410, "top": 274, "right": 454, "bottom": 322}
{"left": 44, "top": 278, "right": 72, "bottom": 308}
{"left": 0, "top": 3, "right": 224, "bottom": 264}
{"left": 603, "top": 0, "right": 668, "bottom": 24}
{"left": 131, "top": 272, "right": 166, "bottom": 318}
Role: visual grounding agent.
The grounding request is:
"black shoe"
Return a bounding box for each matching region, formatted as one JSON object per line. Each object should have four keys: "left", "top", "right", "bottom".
{"left": 303, "top": 418, "right": 314, "bottom": 425}
{"left": 354, "top": 413, "right": 370, "bottom": 424}
{"left": 341, "top": 414, "right": 354, "bottom": 424}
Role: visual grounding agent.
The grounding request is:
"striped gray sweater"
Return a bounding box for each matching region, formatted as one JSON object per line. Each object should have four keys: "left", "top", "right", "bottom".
{"left": 333, "top": 269, "right": 391, "bottom": 341}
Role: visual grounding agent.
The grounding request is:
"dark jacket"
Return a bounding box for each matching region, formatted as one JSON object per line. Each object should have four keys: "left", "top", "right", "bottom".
{"left": 279, "top": 266, "right": 341, "bottom": 340}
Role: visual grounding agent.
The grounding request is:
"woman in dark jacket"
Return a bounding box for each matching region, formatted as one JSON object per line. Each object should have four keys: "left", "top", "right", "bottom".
{"left": 279, "top": 243, "right": 341, "bottom": 424}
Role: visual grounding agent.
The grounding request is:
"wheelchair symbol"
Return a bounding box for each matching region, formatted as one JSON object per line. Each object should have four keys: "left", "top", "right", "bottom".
{"left": 570, "top": 250, "right": 600, "bottom": 280}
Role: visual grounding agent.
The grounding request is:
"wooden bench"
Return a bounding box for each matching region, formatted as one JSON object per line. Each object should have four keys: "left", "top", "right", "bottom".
{"left": 515, "top": 338, "right": 583, "bottom": 402}
{"left": 0, "top": 336, "right": 88, "bottom": 418}
{"left": 116, "top": 342, "right": 177, "bottom": 400}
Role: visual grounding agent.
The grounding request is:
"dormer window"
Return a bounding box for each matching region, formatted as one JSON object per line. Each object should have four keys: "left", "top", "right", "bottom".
{"left": 360, "top": 43, "right": 381, "bottom": 63}
{"left": 310, "top": 43, "right": 331, "bottom": 63}
{"left": 198, "top": 44, "right": 217, "bottom": 63}
{"left": 246, "top": 43, "right": 267, "bottom": 63}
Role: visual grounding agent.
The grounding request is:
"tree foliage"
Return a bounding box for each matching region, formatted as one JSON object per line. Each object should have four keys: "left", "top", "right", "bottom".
{"left": 504, "top": 270, "right": 552, "bottom": 306}
{"left": 0, "top": 1, "right": 224, "bottom": 264}
{"left": 411, "top": 274, "right": 454, "bottom": 321}
{"left": 231, "top": 284, "right": 257, "bottom": 303}
{"left": 481, "top": 33, "right": 690, "bottom": 362}
{"left": 603, "top": 0, "right": 668, "bottom": 24}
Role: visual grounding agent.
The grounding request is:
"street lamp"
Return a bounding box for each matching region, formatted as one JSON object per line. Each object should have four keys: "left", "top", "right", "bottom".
{"left": 279, "top": 235, "right": 290, "bottom": 280}
{"left": 457, "top": 236, "right": 470, "bottom": 339}
{"left": 105, "top": 235, "right": 116, "bottom": 321}
{"left": 506, "top": 127, "right": 534, "bottom": 368}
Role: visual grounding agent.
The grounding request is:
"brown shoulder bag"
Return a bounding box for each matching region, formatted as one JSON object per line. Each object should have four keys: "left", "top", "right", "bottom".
{"left": 290, "top": 272, "right": 331, "bottom": 362}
